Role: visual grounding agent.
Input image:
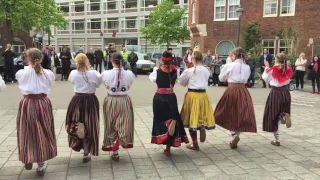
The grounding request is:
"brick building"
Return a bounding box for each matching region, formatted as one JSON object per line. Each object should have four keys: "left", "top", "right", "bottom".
{"left": 189, "top": 0, "right": 320, "bottom": 59}
{"left": 0, "top": 24, "right": 33, "bottom": 55}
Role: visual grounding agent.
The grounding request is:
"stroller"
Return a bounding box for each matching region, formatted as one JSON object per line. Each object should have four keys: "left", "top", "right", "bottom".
{"left": 289, "top": 78, "right": 295, "bottom": 91}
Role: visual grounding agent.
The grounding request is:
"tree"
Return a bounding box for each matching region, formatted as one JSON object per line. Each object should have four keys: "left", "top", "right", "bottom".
{"left": 140, "top": 0, "right": 190, "bottom": 49}
{"left": 0, "top": 0, "right": 68, "bottom": 44}
{"left": 242, "top": 22, "right": 260, "bottom": 52}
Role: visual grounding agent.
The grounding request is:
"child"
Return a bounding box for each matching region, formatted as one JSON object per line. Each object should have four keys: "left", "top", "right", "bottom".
{"left": 149, "top": 51, "right": 189, "bottom": 156}
{"left": 16, "top": 48, "right": 57, "bottom": 176}
{"left": 262, "top": 53, "right": 293, "bottom": 146}
{"left": 0, "top": 75, "right": 5, "bottom": 91}
{"left": 65, "top": 53, "right": 102, "bottom": 163}
{"left": 214, "top": 47, "right": 257, "bottom": 149}
{"left": 101, "top": 52, "right": 135, "bottom": 162}
{"left": 178, "top": 51, "right": 215, "bottom": 151}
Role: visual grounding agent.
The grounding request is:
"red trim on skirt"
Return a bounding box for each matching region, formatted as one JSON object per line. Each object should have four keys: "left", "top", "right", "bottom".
{"left": 156, "top": 88, "right": 174, "bottom": 94}
{"left": 101, "top": 138, "right": 133, "bottom": 151}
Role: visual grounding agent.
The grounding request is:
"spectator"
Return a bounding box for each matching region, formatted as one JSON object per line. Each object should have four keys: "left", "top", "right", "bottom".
{"left": 246, "top": 53, "right": 256, "bottom": 87}
{"left": 86, "top": 48, "right": 95, "bottom": 69}
{"left": 128, "top": 49, "right": 138, "bottom": 77}
{"left": 103, "top": 47, "right": 108, "bottom": 70}
{"left": 226, "top": 52, "right": 233, "bottom": 64}
{"left": 2, "top": 44, "right": 16, "bottom": 83}
{"left": 59, "top": 47, "right": 72, "bottom": 81}
{"left": 184, "top": 48, "right": 193, "bottom": 68}
{"left": 94, "top": 47, "right": 104, "bottom": 73}
{"left": 203, "top": 50, "right": 213, "bottom": 85}
{"left": 211, "top": 54, "right": 222, "bottom": 86}
{"left": 75, "top": 48, "right": 84, "bottom": 58}
{"left": 120, "top": 46, "right": 129, "bottom": 70}
{"left": 294, "top": 53, "right": 307, "bottom": 91}
{"left": 45, "top": 45, "right": 59, "bottom": 80}
{"left": 259, "top": 49, "right": 273, "bottom": 88}
{"left": 167, "top": 48, "right": 178, "bottom": 66}
{"left": 307, "top": 56, "right": 320, "bottom": 94}
{"left": 41, "top": 49, "right": 51, "bottom": 70}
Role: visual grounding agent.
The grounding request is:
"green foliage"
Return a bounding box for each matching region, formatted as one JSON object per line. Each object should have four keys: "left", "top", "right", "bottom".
{"left": 139, "top": 0, "right": 190, "bottom": 48}
{"left": 242, "top": 22, "right": 260, "bottom": 52}
{"left": 0, "top": 0, "right": 68, "bottom": 42}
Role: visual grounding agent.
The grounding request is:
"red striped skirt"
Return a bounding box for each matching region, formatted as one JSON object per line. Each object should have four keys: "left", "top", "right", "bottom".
{"left": 17, "top": 94, "right": 57, "bottom": 163}
{"left": 263, "top": 86, "right": 291, "bottom": 132}
{"left": 66, "top": 93, "right": 100, "bottom": 156}
{"left": 214, "top": 83, "right": 257, "bottom": 132}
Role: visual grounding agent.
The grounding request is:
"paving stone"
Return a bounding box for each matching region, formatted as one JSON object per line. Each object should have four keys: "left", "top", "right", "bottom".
{"left": 46, "top": 164, "right": 68, "bottom": 173}
{"left": 191, "top": 158, "right": 213, "bottom": 166}
{"left": 180, "top": 170, "right": 205, "bottom": 180}
{"left": 153, "top": 160, "right": 175, "bottom": 169}
{"left": 297, "top": 173, "right": 320, "bottom": 180}
{"left": 157, "top": 168, "right": 180, "bottom": 178}
{"left": 221, "top": 166, "right": 246, "bottom": 175}
{"left": 66, "top": 175, "right": 89, "bottom": 180}
{"left": 271, "top": 170, "right": 297, "bottom": 180}
{"left": 43, "top": 172, "right": 67, "bottom": 180}
{"left": 284, "top": 166, "right": 310, "bottom": 174}
{"left": 91, "top": 168, "right": 113, "bottom": 178}
{"left": 260, "top": 163, "right": 286, "bottom": 172}
{"left": 113, "top": 170, "right": 137, "bottom": 180}
{"left": 236, "top": 161, "right": 260, "bottom": 170}
{"left": 174, "top": 162, "right": 198, "bottom": 171}
{"left": 134, "top": 165, "right": 157, "bottom": 174}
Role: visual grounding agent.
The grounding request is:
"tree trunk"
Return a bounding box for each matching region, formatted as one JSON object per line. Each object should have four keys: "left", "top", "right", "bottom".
{"left": 6, "top": 20, "right": 14, "bottom": 44}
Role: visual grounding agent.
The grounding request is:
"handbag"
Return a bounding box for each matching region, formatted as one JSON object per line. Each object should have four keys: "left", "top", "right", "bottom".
{"left": 56, "top": 66, "right": 62, "bottom": 74}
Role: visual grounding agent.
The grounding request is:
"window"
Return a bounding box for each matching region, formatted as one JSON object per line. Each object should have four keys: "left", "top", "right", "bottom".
{"left": 281, "top": 0, "right": 295, "bottom": 16}
{"left": 264, "top": 0, "right": 278, "bottom": 17}
{"left": 106, "top": 18, "right": 119, "bottom": 29}
{"left": 262, "top": 40, "right": 275, "bottom": 55}
{"left": 214, "top": 0, "right": 226, "bottom": 20}
{"left": 87, "top": 19, "right": 101, "bottom": 29}
{"left": 126, "top": 17, "right": 136, "bottom": 28}
{"left": 279, "top": 39, "right": 293, "bottom": 54}
{"left": 215, "top": 41, "right": 235, "bottom": 55}
{"left": 125, "top": 0, "right": 137, "bottom": 8}
{"left": 145, "top": 16, "right": 149, "bottom": 26}
{"left": 228, "top": 0, "right": 240, "bottom": 19}
{"left": 89, "top": 0, "right": 100, "bottom": 11}
{"left": 106, "top": 1, "right": 117, "bottom": 10}
{"left": 59, "top": 3, "right": 69, "bottom": 13}
{"left": 72, "top": 19, "right": 85, "bottom": 30}
{"left": 12, "top": 37, "right": 25, "bottom": 54}
{"left": 141, "top": 0, "right": 157, "bottom": 7}
{"left": 192, "top": 3, "right": 196, "bottom": 23}
{"left": 184, "top": 0, "right": 188, "bottom": 4}
{"left": 173, "top": 0, "right": 179, "bottom": 4}
{"left": 74, "top": 1, "right": 85, "bottom": 12}
{"left": 182, "top": 14, "right": 188, "bottom": 26}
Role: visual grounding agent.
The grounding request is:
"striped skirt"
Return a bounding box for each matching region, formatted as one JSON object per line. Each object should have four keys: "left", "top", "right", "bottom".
{"left": 214, "top": 83, "right": 257, "bottom": 132}
{"left": 17, "top": 94, "right": 57, "bottom": 164}
{"left": 181, "top": 91, "right": 215, "bottom": 131}
{"left": 102, "top": 95, "right": 134, "bottom": 151}
{"left": 263, "top": 86, "right": 291, "bottom": 132}
{"left": 65, "top": 93, "right": 100, "bottom": 156}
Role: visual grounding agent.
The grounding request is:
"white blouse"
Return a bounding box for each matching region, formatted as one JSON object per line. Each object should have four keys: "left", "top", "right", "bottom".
{"left": 0, "top": 76, "right": 5, "bottom": 91}
{"left": 16, "top": 66, "right": 55, "bottom": 95}
{"left": 178, "top": 65, "right": 210, "bottom": 89}
{"left": 68, "top": 70, "right": 102, "bottom": 93}
{"left": 262, "top": 67, "right": 290, "bottom": 87}
{"left": 101, "top": 68, "right": 135, "bottom": 95}
{"left": 219, "top": 59, "right": 250, "bottom": 84}
{"left": 149, "top": 67, "right": 180, "bottom": 83}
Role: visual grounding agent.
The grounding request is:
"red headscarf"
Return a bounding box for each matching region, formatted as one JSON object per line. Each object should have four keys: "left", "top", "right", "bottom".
{"left": 266, "top": 66, "right": 293, "bottom": 83}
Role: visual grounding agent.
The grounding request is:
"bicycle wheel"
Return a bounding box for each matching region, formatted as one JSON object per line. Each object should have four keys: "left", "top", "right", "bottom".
{"left": 290, "top": 84, "right": 295, "bottom": 91}
{"left": 254, "top": 71, "right": 261, "bottom": 84}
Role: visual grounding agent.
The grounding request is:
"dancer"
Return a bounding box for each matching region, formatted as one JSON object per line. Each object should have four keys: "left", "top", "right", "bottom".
{"left": 214, "top": 47, "right": 257, "bottom": 149}
{"left": 16, "top": 48, "right": 57, "bottom": 176}
{"left": 150, "top": 51, "right": 189, "bottom": 156}
{"left": 65, "top": 53, "right": 101, "bottom": 163}
{"left": 178, "top": 51, "right": 215, "bottom": 150}
{"left": 101, "top": 52, "right": 135, "bottom": 162}
{"left": 262, "top": 53, "right": 293, "bottom": 146}
{"left": 0, "top": 75, "right": 5, "bottom": 91}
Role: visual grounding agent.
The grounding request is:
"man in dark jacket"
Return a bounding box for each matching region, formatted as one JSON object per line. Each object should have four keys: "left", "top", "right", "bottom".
{"left": 128, "top": 50, "right": 138, "bottom": 77}
{"left": 246, "top": 53, "right": 256, "bottom": 87}
{"left": 59, "top": 47, "right": 72, "bottom": 81}
{"left": 2, "top": 44, "right": 16, "bottom": 82}
{"left": 94, "top": 47, "right": 104, "bottom": 73}
{"left": 260, "top": 49, "right": 273, "bottom": 88}
{"left": 41, "top": 49, "right": 51, "bottom": 70}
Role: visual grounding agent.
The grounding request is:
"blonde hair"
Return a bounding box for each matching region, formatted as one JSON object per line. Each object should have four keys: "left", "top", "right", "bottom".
{"left": 276, "top": 53, "right": 288, "bottom": 72}
{"left": 26, "top": 48, "right": 43, "bottom": 75}
{"left": 75, "top": 53, "right": 88, "bottom": 71}
{"left": 299, "top": 53, "right": 305, "bottom": 58}
{"left": 192, "top": 51, "right": 203, "bottom": 75}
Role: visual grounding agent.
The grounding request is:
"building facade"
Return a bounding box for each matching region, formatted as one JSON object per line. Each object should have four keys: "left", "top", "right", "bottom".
{"left": 51, "top": 0, "right": 190, "bottom": 55}
{"left": 189, "top": 0, "right": 320, "bottom": 59}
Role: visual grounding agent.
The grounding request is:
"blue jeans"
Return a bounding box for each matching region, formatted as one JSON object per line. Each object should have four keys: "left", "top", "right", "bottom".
{"left": 249, "top": 70, "right": 255, "bottom": 86}
{"left": 130, "top": 63, "right": 137, "bottom": 76}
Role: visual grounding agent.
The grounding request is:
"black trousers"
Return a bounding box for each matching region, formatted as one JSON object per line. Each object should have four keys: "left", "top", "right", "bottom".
{"left": 4, "top": 65, "right": 14, "bottom": 81}
{"left": 213, "top": 73, "right": 219, "bottom": 85}
{"left": 95, "top": 61, "right": 102, "bottom": 73}
{"left": 295, "top": 70, "right": 305, "bottom": 89}
{"left": 260, "top": 67, "right": 270, "bottom": 87}
{"left": 311, "top": 76, "right": 320, "bottom": 91}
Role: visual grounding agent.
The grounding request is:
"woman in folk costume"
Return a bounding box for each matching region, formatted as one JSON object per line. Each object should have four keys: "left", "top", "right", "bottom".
{"left": 101, "top": 52, "right": 135, "bottom": 162}
{"left": 178, "top": 51, "right": 215, "bottom": 151}
{"left": 149, "top": 51, "right": 189, "bottom": 156}
{"left": 65, "top": 53, "right": 101, "bottom": 163}
{"left": 214, "top": 47, "right": 257, "bottom": 149}
{"left": 16, "top": 48, "right": 57, "bottom": 176}
{"left": 262, "top": 53, "right": 293, "bottom": 146}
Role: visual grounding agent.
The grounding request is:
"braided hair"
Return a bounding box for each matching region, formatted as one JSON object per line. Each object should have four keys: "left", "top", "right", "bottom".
{"left": 232, "top": 47, "right": 246, "bottom": 73}
{"left": 111, "top": 53, "right": 124, "bottom": 90}
{"left": 192, "top": 51, "right": 203, "bottom": 75}
{"left": 75, "top": 53, "right": 90, "bottom": 84}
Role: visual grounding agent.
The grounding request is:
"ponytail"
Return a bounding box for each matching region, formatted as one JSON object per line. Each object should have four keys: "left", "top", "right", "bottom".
{"left": 34, "top": 59, "right": 43, "bottom": 75}
{"left": 117, "top": 61, "right": 123, "bottom": 90}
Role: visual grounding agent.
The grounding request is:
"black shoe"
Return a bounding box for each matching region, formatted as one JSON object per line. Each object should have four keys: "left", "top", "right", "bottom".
{"left": 262, "top": 86, "right": 266, "bottom": 88}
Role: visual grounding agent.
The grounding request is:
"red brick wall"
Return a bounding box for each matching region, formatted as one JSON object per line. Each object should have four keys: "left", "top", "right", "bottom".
{"left": 0, "top": 24, "right": 33, "bottom": 54}
{"left": 190, "top": 0, "right": 320, "bottom": 59}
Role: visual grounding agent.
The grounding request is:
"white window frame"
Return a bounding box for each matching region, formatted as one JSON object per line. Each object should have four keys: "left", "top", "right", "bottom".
{"left": 227, "top": 0, "right": 240, "bottom": 20}
{"left": 278, "top": 39, "right": 293, "bottom": 54}
{"left": 280, "top": 0, "right": 295, "bottom": 16}
{"left": 192, "top": 2, "right": 196, "bottom": 24}
{"left": 214, "top": 0, "right": 226, "bottom": 21}
{"left": 263, "top": 0, "right": 278, "bottom": 17}
{"left": 262, "top": 39, "right": 276, "bottom": 55}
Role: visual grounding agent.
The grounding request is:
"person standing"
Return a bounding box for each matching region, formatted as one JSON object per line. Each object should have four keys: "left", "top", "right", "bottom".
{"left": 16, "top": 48, "right": 57, "bottom": 176}
{"left": 295, "top": 53, "right": 307, "bottom": 91}
{"left": 94, "top": 47, "right": 104, "bottom": 73}
{"left": 184, "top": 48, "right": 193, "bottom": 68}
{"left": 149, "top": 52, "right": 189, "bottom": 156}
{"left": 41, "top": 49, "right": 51, "bottom": 70}
{"left": 308, "top": 56, "right": 320, "bottom": 94}
{"left": 45, "top": 45, "right": 59, "bottom": 80}
{"left": 103, "top": 47, "right": 108, "bottom": 70}
{"left": 120, "top": 46, "right": 129, "bottom": 70}
{"left": 2, "top": 44, "right": 16, "bottom": 82}
{"left": 128, "top": 49, "right": 138, "bottom": 77}
{"left": 246, "top": 53, "right": 256, "bottom": 87}
{"left": 204, "top": 50, "right": 213, "bottom": 86}
{"left": 262, "top": 53, "right": 293, "bottom": 146}
{"left": 86, "top": 48, "right": 95, "bottom": 68}
{"left": 260, "top": 49, "right": 273, "bottom": 88}
{"left": 75, "top": 48, "right": 84, "bottom": 58}
{"left": 226, "top": 52, "right": 233, "bottom": 64}
{"left": 59, "top": 47, "right": 72, "bottom": 81}
{"left": 211, "top": 54, "right": 222, "bottom": 86}
{"left": 214, "top": 47, "right": 257, "bottom": 149}
{"left": 101, "top": 53, "right": 135, "bottom": 162}
{"left": 178, "top": 51, "right": 215, "bottom": 151}
{"left": 66, "top": 53, "right": 101, "bottom": 163}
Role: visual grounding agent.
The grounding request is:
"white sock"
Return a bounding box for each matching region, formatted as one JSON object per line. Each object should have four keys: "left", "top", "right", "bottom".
{"left": 37, "top": 162, "right": 45, "bottom": 171}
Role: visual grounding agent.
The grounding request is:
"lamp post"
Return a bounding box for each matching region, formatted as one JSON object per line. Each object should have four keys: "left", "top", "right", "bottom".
{"left": 236, "top": 5, "right": 244, "bottom": 47}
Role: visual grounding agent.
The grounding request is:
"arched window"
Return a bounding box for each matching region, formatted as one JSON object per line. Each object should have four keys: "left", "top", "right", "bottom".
{"left": 192, "top": 2, "right": 196, "bottom": 23}
{"left": 215, "top": 41, "right": 235, "bottom": 56}
{"left": 12, "top": 37, "right": 26, "bottom": 54}
{"left": 194, "top": 41, "right": 200, "bottom": 49}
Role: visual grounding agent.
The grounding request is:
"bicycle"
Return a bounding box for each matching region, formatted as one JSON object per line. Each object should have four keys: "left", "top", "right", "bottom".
{"left": 254, "top": 71, "right": 261, "bottom": 85}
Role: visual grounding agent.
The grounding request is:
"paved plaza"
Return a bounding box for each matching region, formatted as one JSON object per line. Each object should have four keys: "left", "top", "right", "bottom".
{"left": 0, "top": 75, "right": 320, "bottom": 180}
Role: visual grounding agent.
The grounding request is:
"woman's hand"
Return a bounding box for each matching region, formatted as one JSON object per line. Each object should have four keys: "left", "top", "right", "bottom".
{"left": 264, "top": 60, "right": 270, "bottom": 68}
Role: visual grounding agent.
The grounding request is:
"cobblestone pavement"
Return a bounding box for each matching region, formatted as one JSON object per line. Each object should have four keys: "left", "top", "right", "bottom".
{"left": 0, "top": 76, "right": 320, "bottom": 180}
